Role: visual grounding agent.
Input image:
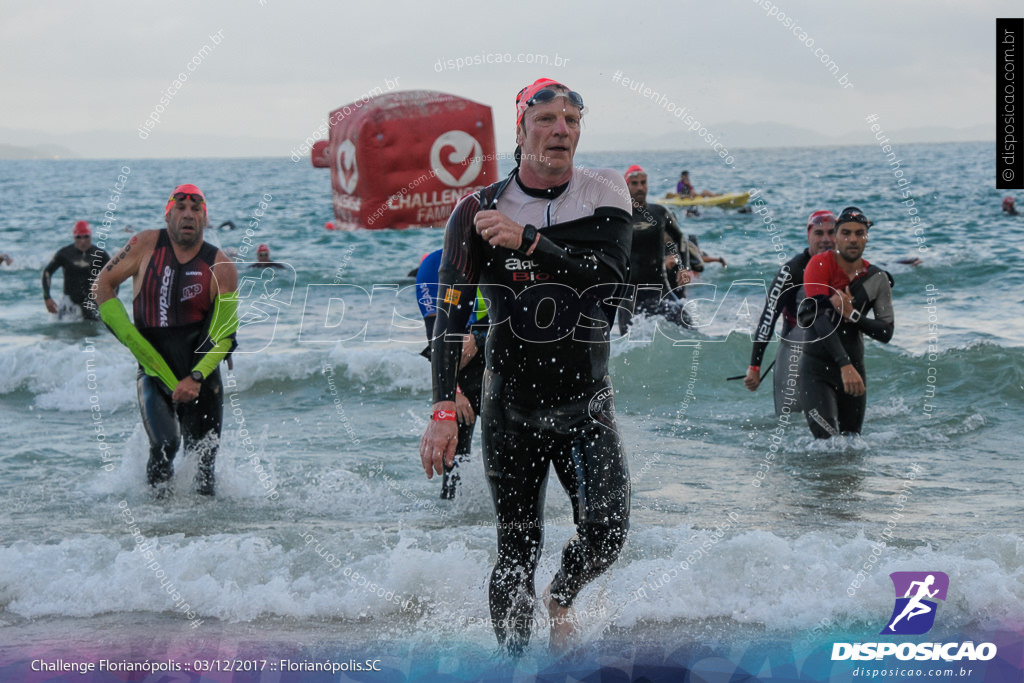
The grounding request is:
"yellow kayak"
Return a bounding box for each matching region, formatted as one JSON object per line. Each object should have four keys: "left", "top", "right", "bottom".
{"left": 658, "top": 191, "right": 751, "bottom": 209}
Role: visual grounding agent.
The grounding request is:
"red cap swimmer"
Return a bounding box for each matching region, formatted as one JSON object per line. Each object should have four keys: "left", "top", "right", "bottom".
{"left": 515, "top": 78, "right": 584, "bottom": 128}
{"left": 165, "top": 184, "right": 207, "bottom": 216}
{"left": 807, "top": 209, "right": 836, "bottom": 231}
{"left": 73, "top": 220, "right": 91, "bottom": 237}
{"left": 624, "top": 165, "right": 646, "bottom": 179}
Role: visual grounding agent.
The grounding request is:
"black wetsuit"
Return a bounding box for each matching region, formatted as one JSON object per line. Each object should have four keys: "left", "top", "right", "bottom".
{"left": 133, "top": 230, "right": 225, "bottom": 492}
{"left": 433, "top": 168, "right": 632, "bottom": 654}
{"left": 749, "top": 249, "right": 812, "bottom": 415}
{"left": 618, "top": 203, "right": 692, "bottom": 334}
{"left": 798, "top": 252, "right": 894, "bottom": 438}
{"left": 42, "top": 243, "right": 111, "bottom": 320}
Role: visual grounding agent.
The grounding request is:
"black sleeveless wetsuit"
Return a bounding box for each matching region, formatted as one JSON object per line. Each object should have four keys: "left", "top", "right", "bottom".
{"left": 134, "top": 230, "right": 224, "bottom": 491}
{"left": 433, "top": 169, "right": 632, "bottom": 653}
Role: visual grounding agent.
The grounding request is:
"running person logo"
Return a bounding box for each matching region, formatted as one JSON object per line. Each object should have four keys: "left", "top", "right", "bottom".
{"left": 881, "top": 571, "right": 949, "bottom": 635}
{"left": 429, "top": 131, "right": 483, "bottom": 188}
{"left": 336, "top": 139, "right": 358, "bottom": 194}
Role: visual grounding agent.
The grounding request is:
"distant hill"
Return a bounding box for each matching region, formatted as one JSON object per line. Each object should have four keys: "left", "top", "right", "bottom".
{"left": 0, "top": 143, "right": 79, "bottom": 160}
{"left": 589, "top": 121, "right": 992, "bottom": 153}
{"left": 0, "top": 121, "right": 994, "bottom": 160}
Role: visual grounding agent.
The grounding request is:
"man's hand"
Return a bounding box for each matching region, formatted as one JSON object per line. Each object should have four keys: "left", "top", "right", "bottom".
{"left": 420, "top": 401, "right": 459, "bottom": 478}
{"left": 474, "top": 210, "right": 525, "bottom": 250}
{"left": 675, "top": 269, "right": 694, "bottom": 287}
{"left": 840, "top": 364, "right": 865, "bottom": 396}
{"left": 455, "top": 392, "right": 475, "bottom": 425}
{"left": 744, "top": 367, "right": 761, "bottom": 391}
{"left": 44, "top": 297, "right": 58, "bottom": 314}
{"left": 830, "top": 286, "right": 854, "bottom": 320}
{"left": 172, "top": 376, "right": 201, "bottom": 403}
{"left": 460, "top": 334, "right": 478, "bottom": 369}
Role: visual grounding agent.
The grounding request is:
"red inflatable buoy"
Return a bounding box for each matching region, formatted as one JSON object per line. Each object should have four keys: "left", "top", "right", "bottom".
{"left": 320, "top": 90, "right": 498, "bottom": 230}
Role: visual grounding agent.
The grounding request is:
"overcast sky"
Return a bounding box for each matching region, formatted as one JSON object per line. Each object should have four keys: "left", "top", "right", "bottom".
{"left": 0, "top": 0, "right": 1008, "bottom": 157}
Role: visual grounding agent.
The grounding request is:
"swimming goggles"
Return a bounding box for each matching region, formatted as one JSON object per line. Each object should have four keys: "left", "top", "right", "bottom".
{"left": 526, "top": 88, "right": 584, "bottom": 112}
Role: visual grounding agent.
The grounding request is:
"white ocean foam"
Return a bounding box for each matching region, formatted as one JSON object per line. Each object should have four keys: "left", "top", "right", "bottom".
{"left": 2, "top": 524, "right": 1020, "bottom": 632}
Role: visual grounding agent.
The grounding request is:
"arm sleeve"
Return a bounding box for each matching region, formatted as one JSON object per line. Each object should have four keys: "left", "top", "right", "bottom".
{"left": 41, "top": 253, "right": 61, "bottom": 299}
{"left": 750, "top": 264, "right": 794, "bottom": 367}
{"left": 432, "top": 196, "right": 481, "bottom": 403}
{"left": 857, "top": 274, "right": 894, "bottom": 343}
{"left": 191, "top": 292, "right": 239, "bottom": 378}
{"left": 528, "top": 207, "right": 632, "bottom": 289}
{"left": 99, "top": 298, "right": 179, "bottom": 391}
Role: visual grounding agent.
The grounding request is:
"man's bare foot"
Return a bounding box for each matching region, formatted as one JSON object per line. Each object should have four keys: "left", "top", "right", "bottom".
{"left": 543, "top": 585, "right": 581, "bottom": 654}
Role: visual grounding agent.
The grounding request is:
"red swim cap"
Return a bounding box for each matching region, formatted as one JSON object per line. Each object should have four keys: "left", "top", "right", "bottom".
{"left": 165, "top": 184, "right": 207, "bottom": 216}
{"left": 807, "top": 210, "right": 836, "bottom": 231}
{"left": 515, "top": 78, "right": 566, "bottom": 128}
{"left": 1004, "top": 196, "right": 1016, "bottom": 209}
{"left": 257, "top": 244, "right": 269, "bottom": 254}
{"left": 73, "top": 220, "right": 91, "bottom": 236}
{"left": 624, "top": 165, "right": 646, "bottom": 179}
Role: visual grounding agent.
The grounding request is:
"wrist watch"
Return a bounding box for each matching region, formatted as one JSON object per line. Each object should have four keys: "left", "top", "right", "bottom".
{"left": 190, "top": 370, "right": 204, "bottom": 383}
{"left": 519, "top": 224, "right": 537, "bottom": 252}
{"left": 848, "top": 309, "right": 861, "bottom": 323}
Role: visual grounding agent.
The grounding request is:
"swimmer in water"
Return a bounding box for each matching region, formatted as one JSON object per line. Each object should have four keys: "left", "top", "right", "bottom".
{"left": 420, "top": 78, "right": 632, "bottom": 655}
{"left": 798, "top": 206, "right": 894, "bottom": 438}
{"left": 94, "top": 184, "right": 238, "bottom": 496}
{"left": 744, "top": 210, "right": 836, "bottom": 414}
{"left": 42, "top": 221, "right": 111, "bottom": 321}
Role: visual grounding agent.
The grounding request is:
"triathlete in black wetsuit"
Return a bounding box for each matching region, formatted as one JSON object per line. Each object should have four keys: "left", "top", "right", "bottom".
{"left": 798, "top": 207, "right": 894, "bottom": 438}
{"left": 95, "top": 184, "right": 238, "bottom": 494}
{"left": 745, "top": 210, "right": 836, "bottom": 414}
{"left": 419, "top": 79, "right": 632, "bottom": 655}
{"left": 617, "top": 165, "right": 692, "bottom": 334}
{"left": 42, "top": 221, "right": 111, "bottom": 320}
{"left": 249, "top": 244, "right": 286, "bottom": 269}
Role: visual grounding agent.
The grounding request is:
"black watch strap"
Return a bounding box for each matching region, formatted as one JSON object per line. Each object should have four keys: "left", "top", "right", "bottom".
{"left": 518, "top": 224, "right": 537, "bottom": 253}
{"left": 190, "top": 370, "right": 204, "bottom": 382}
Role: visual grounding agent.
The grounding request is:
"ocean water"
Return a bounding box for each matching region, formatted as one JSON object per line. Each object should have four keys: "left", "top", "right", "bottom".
{"left": 0, "top": 142, "right": 1021, "bottom": 681}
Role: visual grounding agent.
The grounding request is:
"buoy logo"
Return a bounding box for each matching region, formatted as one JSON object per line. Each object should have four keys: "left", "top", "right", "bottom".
{"left": 881, "top": 571, "right": 948, "bottom": 635}
{"left": 430, "top": 131, "right": 483, "bottom": 188}
{"left": 337, "top": 140, "right": 358, "bottom": 194}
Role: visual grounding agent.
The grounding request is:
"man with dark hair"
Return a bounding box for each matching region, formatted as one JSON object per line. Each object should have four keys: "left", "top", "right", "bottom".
{"left": 419, "top": 78, "right": 632, "bottom": 655}
{"left": 95, "top": 184, "right": 238, "bottom": 495}
{"left": 42, "top": 221, "right": 110, "bottom": 320}
{"left": 798, "top": 207, "right": 894, "bottom": 438}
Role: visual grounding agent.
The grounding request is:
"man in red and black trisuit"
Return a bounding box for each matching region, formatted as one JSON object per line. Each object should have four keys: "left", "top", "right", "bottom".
{"left": 42, "top": 221, "right": 111, "bottom": 320}
{"left": 797, "top": 206, "right": 894, "bottom": 438}
{"left": 95, "top": 184, "right": 238, "bottom": 495}
{"left": 419, "top": 78, "right": 632, "bottom": 655}
{"left": 744, "top": 210, "right": 836, "bottom": 414}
